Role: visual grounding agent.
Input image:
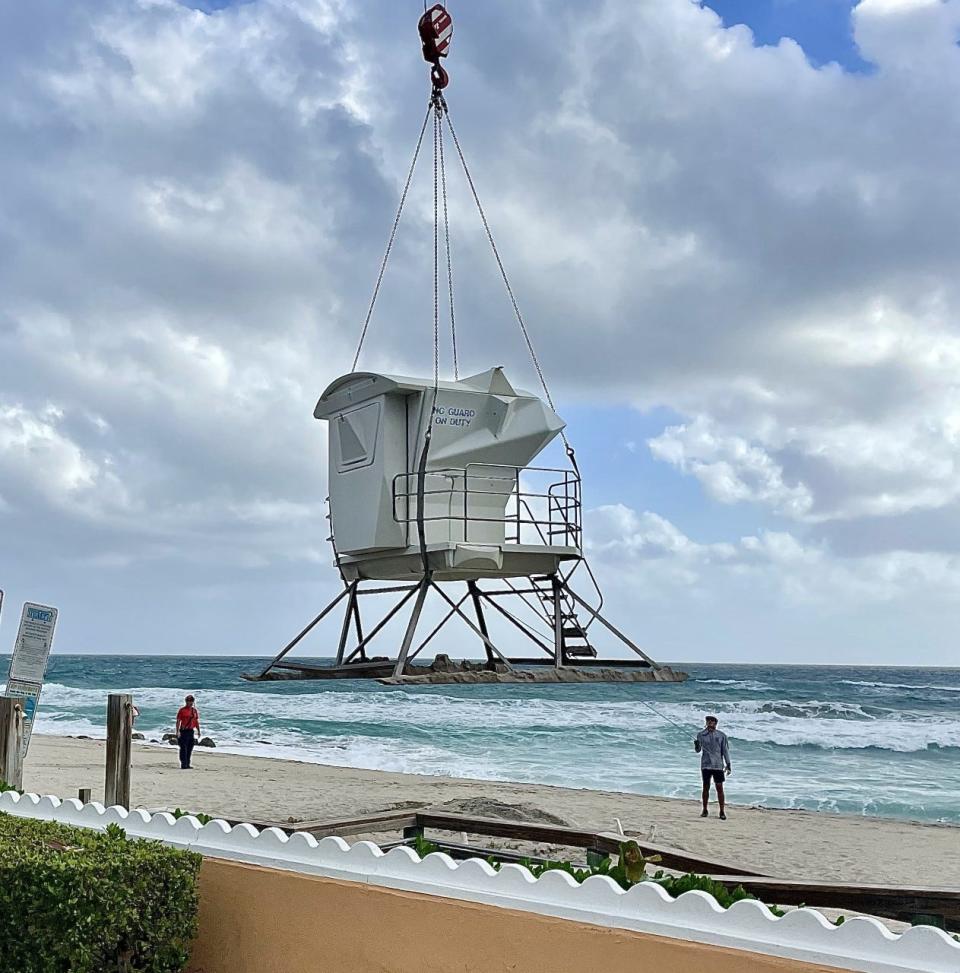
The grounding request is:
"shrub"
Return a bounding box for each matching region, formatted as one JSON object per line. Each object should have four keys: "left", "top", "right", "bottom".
{"left": 421, "top": 837, "right": 805, "bottom": 921}
{"left": 171, "top": 808, "right": 213, "bottom": 826}
{"left": 0, "top": 812, "right": 201, "bottom": 972}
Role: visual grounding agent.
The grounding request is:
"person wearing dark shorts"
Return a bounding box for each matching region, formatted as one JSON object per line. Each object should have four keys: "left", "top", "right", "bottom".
{"left": 694, "top": 715, "right": 731, "bottom": 819}
{"left": 175, "top": 695, "right": 201, "bottom": 770}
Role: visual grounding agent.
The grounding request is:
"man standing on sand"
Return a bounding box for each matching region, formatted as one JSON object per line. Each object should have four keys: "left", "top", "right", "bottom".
{"left": 694, "top": 715, "right": 731, "bottom": 820}
{"left": 175, "top": 694, "right": 201, "bottom": 770}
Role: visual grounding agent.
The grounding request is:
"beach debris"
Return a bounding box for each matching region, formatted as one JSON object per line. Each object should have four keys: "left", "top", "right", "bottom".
{"left": 436, "top": 797, "right": 568, "bottom": 827}
{"left": 198, "top": 737, "right": 216, "bottom": 748}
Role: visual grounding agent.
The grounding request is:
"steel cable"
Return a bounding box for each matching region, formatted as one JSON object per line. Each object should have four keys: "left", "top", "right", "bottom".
{"left": 437, "top": 104, "right": 459, "bottom": 379}
{"left": 442, "top": 108, "right": 572, "bottom": 455}
{"left": 351, "top": 102, "right": 433, "bottom": 372}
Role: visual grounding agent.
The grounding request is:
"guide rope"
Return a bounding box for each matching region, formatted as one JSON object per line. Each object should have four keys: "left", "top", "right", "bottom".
{"left": 636, "top": 698, "right": 691, "bottom": 733}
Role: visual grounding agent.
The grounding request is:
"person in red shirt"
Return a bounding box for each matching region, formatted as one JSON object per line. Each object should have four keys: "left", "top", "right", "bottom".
{"left": 175, "top": 694, "right": 201, "bottom": 770}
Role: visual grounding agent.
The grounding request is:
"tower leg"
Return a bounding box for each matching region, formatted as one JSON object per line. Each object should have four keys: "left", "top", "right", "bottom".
{"left": 431, "top": 582, "right": 512, "bottom": 668}
{"left": 562, "top": 580, "right": 660, "bottom": 668}
{"left": 257, "top": 586, "right": 351, "bottom": 678}
{"left": 551, "top": 574, "right": 564, "bottom": 670}
{"left": 351, "top": 596, "right": 365, "bottom": 660}
{"left": 335, "top": 581, "right": 359, "bottom": 667}
{"left": 392, "top": 575, "right": 431, "bottom": 678}
{"left": 468, "top": 580, "right": 495, "bottom": 669}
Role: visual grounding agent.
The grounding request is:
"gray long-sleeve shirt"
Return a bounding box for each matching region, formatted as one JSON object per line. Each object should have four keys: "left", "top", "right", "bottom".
{"left": 695, "top": 729, "right": 731, "bottom": 770}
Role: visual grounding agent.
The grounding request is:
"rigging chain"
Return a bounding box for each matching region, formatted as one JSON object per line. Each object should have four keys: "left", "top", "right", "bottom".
{"left": 437, "top": 98, "right": 459, "bottom": 380}
{"left": 432, "top": 97, "right": 441, "bottom": 391}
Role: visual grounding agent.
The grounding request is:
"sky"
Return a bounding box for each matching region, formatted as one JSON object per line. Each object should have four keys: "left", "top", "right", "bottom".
{"left": 1, "top": 0, "right": 960, "bottom": 665}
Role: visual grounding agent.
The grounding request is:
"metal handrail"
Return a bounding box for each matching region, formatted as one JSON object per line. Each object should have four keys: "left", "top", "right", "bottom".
{"left": 391, "top": 463, "right": 581, "bottom": 552}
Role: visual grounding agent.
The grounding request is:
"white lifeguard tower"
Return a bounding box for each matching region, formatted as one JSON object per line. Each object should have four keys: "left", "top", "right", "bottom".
{"left": 318, "top": 367, "right": 578, "bottom": 582}
{"left": 246, "top": 10, "right": 686, "bottom": 685}
{"left": 249, "top": 365, "right": 685, "bottom": 684}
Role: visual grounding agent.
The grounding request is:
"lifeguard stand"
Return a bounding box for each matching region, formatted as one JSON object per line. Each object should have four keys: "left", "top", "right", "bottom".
{"left": 248, "top": 366, "right": 686, "bottom": 684}
{"left": 319, "top": 367, "right": 578, "bottom": 581}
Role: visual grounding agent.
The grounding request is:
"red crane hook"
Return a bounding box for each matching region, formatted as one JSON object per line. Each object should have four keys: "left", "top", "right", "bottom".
{"left": 418, "top": 4, "right": 453, "bottom": 90}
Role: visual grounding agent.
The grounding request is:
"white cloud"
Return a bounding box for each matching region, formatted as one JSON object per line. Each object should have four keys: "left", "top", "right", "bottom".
{"left": 587, "top": 503, "right": 960, "bottom": 610}
{"left": 0, "top": 402, "right": 129, "bottom": 516}
{"left": 1, "top": 0, "right": 960, "bottom": 658}
{"left": 649, "top": 417, "right": 814, "bottom": 518}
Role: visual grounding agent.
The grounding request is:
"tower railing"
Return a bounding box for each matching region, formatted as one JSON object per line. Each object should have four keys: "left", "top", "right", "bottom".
{"left": 391, "top": 464, "right": 581, "bottom": 552}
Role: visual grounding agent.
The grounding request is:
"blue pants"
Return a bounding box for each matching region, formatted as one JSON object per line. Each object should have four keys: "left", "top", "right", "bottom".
{"left": 178, "top": 728, "right": 195, "bottom": 769}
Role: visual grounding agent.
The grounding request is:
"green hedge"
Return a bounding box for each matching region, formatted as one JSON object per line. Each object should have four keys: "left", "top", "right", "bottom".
{"left": 0, "top": 813, "right": 202, "bottom": 973}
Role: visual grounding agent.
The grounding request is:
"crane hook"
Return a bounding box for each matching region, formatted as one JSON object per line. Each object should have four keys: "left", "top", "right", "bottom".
{"left": 419, "top": 4, "right": 453, "bottom": 90}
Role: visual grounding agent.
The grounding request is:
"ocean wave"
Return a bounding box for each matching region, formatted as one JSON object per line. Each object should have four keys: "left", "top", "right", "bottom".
{"left": 26, "top": 683, "right": 960, "bottom": 756}
{"left": 696, "top": 678, "right": 774, "bottom": 691}
{"left": 842, "top": 679, "right": 960, "bottom": 694}
{"left": 29, "top": 683, "right": 884, "bottom": 731}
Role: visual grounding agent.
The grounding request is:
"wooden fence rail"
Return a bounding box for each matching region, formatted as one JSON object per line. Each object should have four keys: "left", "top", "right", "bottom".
{"left": 228, "top": 806, "right": 958, "bottom": 932}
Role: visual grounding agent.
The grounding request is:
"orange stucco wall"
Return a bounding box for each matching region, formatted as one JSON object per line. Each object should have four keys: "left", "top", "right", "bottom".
{"left": 186, "top": 858, "right": 843, "bottom": 973}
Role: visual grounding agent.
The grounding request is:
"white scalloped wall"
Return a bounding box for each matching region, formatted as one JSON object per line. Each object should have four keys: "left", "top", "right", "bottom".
{"left": 1, "top": 792, "right": 957, "bottom": 973}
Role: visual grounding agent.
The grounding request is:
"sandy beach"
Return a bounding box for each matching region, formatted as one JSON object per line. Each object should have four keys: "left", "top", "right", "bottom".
{"left": 19, "top": 735, "right": 960, "bottom": 887}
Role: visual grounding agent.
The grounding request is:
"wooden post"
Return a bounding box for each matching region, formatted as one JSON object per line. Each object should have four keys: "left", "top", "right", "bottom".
{"left": 105, "top": 693, "right": 133, "bottom": 809}
{"left": 0, "top": 697, "right": 25, "bottom": 790}
{"left": 78, "top": 787, "right": 92, "bottom": 804}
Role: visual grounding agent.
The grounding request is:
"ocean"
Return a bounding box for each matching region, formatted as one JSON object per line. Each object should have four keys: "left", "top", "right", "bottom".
{"left": 8, "top": 656, "right": 960, "bottom": 825}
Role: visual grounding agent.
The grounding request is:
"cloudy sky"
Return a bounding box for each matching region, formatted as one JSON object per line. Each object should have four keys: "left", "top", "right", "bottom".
{"left": 1, "top": 0, "right": 959, "bottom": 665}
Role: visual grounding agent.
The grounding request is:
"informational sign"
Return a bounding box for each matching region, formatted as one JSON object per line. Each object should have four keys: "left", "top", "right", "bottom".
{"left": 4, "top": 602, "right": 58, "bottom": 757}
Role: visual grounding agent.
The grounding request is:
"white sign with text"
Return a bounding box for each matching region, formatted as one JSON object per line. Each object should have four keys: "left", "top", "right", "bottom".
{"left": 5, "top": 602, "right": 58, "bottom": 756}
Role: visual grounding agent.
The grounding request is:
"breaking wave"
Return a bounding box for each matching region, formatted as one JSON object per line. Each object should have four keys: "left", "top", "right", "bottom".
{"left": 841, "top": 679, "right": 960, "bottom": 694}
{"left": 695, "top": 678, "right": 774, "bottom": 692}
{"left": 25, "top": 681, "right": 960, "bottom": 757}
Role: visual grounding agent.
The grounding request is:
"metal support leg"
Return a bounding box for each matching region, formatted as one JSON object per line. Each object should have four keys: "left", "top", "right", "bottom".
{"left": 344, "top": 585, "right": 420, "bottom": 665}
{"left": 258, "top": 586, "right": 352, "bottom": 677}
{"left": 563, "top": 582, "right": 659, "bottom": 667}
{"left": 407, "top": 590, "right": 472, "bottom": 664}
{"left": 351, "top": 595, "right": 365, "bottom": 660}
{"left": 335, "top": 582, "right": 359, "bottom": 667}
{"left": 551, "top": 574, "right": 564, "bottom": 670}
{"left": 468, "top": 581, "right": 495, "bottom": 668}
{"left": 431, "top": 583, "right": 512, "bottom": 668}
{"left": 479, "top": 591, "right": 554, "bottom": 656}
{"left": 393, "top": 576, "right": 432, "bottom": 678}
